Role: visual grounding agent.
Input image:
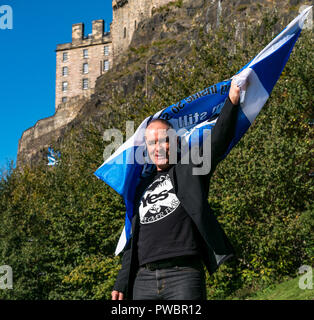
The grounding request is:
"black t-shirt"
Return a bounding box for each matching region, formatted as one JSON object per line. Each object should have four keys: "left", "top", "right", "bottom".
{"left": 137, "top": 168, "right": 201, "bottom": 266}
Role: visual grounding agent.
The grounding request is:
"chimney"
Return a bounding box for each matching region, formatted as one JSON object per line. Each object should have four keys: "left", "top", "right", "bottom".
{"left": 72, "top": 23, "right": 84, "bottom": 44}
{"left": 92, "top": 20, "right": 104, "bottom": 41}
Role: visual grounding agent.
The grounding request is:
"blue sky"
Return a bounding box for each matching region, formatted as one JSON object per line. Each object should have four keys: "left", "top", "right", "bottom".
{"left": 0, "top": 0, "right": 113, "bottom": 169}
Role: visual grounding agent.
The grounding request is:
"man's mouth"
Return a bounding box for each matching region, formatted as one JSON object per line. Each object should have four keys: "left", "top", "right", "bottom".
{"left": 155, "top": 154, "right": 167, "bottom": 160}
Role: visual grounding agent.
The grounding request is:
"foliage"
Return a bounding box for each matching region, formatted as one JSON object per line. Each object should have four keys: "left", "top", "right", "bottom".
{"left": 0, "top": 123, "right": 125, "bottom": 299}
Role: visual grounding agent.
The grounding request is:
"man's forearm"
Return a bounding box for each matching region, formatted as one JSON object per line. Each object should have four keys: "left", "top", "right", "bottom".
{"left": 211, "top": 96, "right": 239, "bottom": 164}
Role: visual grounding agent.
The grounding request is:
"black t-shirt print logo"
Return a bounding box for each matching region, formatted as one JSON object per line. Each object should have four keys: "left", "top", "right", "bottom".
{"left": 139, "top": 174, "right": 180, "bottom": 224}
{"left": 141, "top": 189, "right": 168, "bottom": 207}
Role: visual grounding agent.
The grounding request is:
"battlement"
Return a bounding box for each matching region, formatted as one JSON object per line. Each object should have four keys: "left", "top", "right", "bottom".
{"left": 56, "top": 20, "right": 111, "bottom": 52}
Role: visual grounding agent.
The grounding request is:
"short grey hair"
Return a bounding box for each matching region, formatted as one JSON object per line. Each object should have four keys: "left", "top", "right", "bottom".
{"left": 146, "top": 118, "right": 173, "bottom": 129}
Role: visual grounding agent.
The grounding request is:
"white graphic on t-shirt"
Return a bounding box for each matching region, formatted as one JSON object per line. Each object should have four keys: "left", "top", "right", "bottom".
{"left": 139, "top": 174, "right": 180, "bottom": 224}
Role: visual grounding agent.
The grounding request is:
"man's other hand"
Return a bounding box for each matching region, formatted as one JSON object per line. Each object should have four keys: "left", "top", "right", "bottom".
{"left": 111, "top": 290, "right": 124, "bottom": 300}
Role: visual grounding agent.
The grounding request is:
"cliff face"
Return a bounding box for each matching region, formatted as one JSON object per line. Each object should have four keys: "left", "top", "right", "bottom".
{"left": 16, "top": 0, "right": 304, "bottom": 167}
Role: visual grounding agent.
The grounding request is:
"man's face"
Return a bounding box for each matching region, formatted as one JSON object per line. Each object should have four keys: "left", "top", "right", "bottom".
{"left": 145, "top": 121, "right": 172, "bottom": 171}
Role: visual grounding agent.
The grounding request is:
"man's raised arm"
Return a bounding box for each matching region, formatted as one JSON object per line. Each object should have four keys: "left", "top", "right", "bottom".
{"left": 210, "top": 79, "right": 240, "bottom": 170}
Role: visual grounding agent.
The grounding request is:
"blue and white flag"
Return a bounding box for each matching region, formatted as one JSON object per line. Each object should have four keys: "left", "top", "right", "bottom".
{"left": 47, "top": 147, "right": 61, "bottom": 166}
{"left": 94, "top": 7, "right": 311, "bottom": 255}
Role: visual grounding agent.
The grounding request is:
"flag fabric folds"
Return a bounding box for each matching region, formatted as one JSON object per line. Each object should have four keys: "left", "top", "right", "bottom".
{"left": 94, "top": 7, "right": 311, "bottom": 255}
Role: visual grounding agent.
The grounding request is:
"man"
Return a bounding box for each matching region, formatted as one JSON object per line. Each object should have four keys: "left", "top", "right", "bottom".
{"left": 112, "top": 79, "right": 241, "bottom": 300}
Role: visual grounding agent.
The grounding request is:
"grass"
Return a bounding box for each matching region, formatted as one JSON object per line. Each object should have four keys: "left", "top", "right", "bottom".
{"left": 232, "top": 276, "right": 313, "bottom": 300}
{"left": 153, "top": 0, "right": 183, "bottom": 14}
{"left": 152, "top": 38, "right": 178, "bottom": 48}
{"left": 129, "top": 45, "right": 150, "bottom": 55}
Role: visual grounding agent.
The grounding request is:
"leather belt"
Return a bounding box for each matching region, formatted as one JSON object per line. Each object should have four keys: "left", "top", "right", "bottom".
{"left": 141, "top": 255, "right": 202, "bottom": 271}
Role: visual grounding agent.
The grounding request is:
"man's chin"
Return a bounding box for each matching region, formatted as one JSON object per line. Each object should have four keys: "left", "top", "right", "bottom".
{"left": 155, "top": 159, "right": 168, "bottom": 165}
{"left": 155, "top": 161, "right": 170, "bottom": 171}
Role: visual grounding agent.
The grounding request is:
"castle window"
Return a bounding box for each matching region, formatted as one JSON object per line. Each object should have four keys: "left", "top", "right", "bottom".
{"left": 104, "top": 46, "right": 109, "bottom": 56}
{"left": 62, "top": 81, "right": 68, "bottom": 92}
{"left": 134, "top": 20, "right": 137, "bottom": 30}
{"left": 82, "top": 78, "right": 89, "bottom": 90}
{"left": 62, "top": 52, "right": 68, "bottom": 62}
{"left": 62, "top": 97, "right": 67, "bottom": 103}
{"left": 62, "top": 66, "right": 68, "bottom": 76}
{"left": 83, "top": 63, "right": 89, "bottom": 74}
{"left": 83, "top": 49, "right": 88, "bottom": 58}
{"left": 103, "top": 60, "right": 109, "bottom": 72}
{"left": 123, "top": 27, "right": 126, "bottom": 39}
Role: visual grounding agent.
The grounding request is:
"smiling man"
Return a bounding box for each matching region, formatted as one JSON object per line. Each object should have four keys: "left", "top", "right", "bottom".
{"left": 112, "top": 79, "right": 242, "bottom": 300}
{"left": 145, "top": 119, "right": 174, "bottom": 170}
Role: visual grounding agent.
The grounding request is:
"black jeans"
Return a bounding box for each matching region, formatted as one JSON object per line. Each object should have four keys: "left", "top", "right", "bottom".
{"left": 132, "top": 264, "right": 207, "bottom": 300}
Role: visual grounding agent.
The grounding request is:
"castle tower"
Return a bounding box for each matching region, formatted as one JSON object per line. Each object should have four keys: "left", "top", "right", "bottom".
{"left": 55, "top": 20, "right": 113, "bottom": 110}
{"left": 111, "top": 0, "right": 175, "bottom": 57}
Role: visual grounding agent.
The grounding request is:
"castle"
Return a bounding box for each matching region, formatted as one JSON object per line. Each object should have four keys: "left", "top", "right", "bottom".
{"left": 55, "top": 0, "right": 174, "bottom": 110}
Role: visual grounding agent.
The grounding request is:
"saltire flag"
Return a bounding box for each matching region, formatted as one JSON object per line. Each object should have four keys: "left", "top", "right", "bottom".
{"left": 94, "top": 7, "right": 312, "bottom": 255}
{"left": 47, "top": 147, "right": 61, "bottom": 166}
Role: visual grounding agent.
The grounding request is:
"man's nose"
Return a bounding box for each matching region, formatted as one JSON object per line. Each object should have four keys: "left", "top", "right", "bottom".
{"left": 156, "top": 143, "right": 166, "bottom": 154}
{"left": 154, "top": 142, "right": 160, "bottom": 153}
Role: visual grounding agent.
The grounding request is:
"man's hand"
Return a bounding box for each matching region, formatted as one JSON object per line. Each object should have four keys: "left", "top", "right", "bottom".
{"left": 228, "top": 79, "right": 241, "bottom": 105}
{"left": 111, "top": 290, "right": 124, "bottom": 300}
{"left": 229, "top": 69, "right": 251, "bottom": 105}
